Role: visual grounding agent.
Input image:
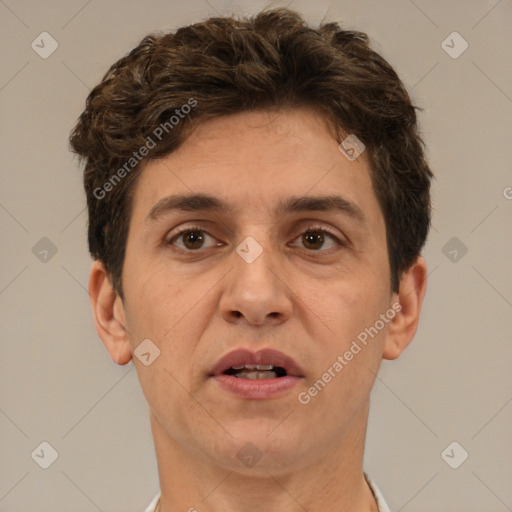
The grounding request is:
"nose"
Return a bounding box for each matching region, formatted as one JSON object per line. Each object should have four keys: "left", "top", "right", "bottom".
{"left": 219, "top": 238, "right": 293, "bottom": 327}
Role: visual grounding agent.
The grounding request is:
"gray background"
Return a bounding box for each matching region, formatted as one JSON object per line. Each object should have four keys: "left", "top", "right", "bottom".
{"left": 1, "top": 0, "right": 511, "bottom": 511}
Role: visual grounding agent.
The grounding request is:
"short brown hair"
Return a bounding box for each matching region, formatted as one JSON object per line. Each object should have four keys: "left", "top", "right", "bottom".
{"left": 69, "top": 7, "right": 432, "bottom": 297}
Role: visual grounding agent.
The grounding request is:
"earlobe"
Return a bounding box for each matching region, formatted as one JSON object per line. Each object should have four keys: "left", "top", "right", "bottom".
{"left": 89, "top": 260, "right": 133, "bottom": 365}
{"left": 383, "top": 256, "right": 428, "bottom": 360}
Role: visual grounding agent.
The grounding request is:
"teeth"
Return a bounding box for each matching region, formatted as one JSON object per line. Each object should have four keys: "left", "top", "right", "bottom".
{"left": 256, "top": 364, "right": 274, "bottom": 371}
{"left": 230, "top": 364, "right": 274, "bottom": 371}
{"left": 234, "top": 370, "right": 278, "bottom": 379}
{"left": 224, "top": 363, "right": 281, "bottom": 379}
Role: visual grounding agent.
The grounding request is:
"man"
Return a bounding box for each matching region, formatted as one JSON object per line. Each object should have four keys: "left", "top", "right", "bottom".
{"left": 69, "top": 8, "right": 432, "bottom": 511}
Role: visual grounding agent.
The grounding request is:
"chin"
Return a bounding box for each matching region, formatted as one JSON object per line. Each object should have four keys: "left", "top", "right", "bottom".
{"left": 203, "top": 421, "right": 308, "bottom": 475}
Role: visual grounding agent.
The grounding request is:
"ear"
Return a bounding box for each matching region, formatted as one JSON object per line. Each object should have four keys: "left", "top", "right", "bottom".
{"left": 383, "top": 256, "right": 428, "bottom": 360}
{"left": 89, "top": 260, "right": 133, "bottom": 365}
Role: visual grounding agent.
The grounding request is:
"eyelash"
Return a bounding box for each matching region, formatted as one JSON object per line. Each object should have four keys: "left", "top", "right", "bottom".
{"left": 166, "top": 224, "right": 345, "bottom": 253}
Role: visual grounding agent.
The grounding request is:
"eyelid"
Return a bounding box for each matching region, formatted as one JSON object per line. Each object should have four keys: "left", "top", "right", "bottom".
{"left": 289, "top": 223, "right": 346, "bottom": 248}
{"left": 166, "top": 224, "right": 221, "bottom": 249}
{"left": 166, "top": 221, "right": 348, "bottom": 251}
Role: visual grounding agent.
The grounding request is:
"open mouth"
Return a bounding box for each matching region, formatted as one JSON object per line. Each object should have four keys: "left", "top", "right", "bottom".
{"left": 210, "top": 348, "right": 304, "bottom": 379}
{"left": 209, "top": 348, "right": 304, "bottom": 399}
{"left": 223, "top": 364, "right": 288, "bottom": 379}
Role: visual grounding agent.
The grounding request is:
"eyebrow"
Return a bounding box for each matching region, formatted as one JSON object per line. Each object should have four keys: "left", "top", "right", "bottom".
{"left": 146, "top": 193, "right": 366, "bottom": 224}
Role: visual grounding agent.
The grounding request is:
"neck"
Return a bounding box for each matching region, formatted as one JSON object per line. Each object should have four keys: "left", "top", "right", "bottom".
{"left": 150, "top": 402, "right": 378, "bottom": 512}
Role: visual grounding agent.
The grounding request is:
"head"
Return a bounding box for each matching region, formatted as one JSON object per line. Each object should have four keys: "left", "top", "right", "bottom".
{"left": 70, "top": 8, "right": 432, "bottom": 475}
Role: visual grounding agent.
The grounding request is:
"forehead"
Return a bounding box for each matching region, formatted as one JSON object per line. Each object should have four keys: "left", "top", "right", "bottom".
{"left": 129, "top": 108, "right": 382, "bottom": 229}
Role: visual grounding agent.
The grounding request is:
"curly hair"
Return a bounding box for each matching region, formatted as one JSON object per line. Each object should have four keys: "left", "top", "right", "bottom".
{"left": 69, "top": 7, "right": 433, "bottom": 298}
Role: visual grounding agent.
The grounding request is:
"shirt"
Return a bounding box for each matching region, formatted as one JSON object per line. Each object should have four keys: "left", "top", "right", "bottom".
{"left": 143, "top": 474, "right": 391, "bottom": 511}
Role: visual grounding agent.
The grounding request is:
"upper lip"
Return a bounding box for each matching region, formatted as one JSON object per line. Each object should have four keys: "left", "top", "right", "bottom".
{"left": 210, "top": 348, "right": 305, "bottom": 377}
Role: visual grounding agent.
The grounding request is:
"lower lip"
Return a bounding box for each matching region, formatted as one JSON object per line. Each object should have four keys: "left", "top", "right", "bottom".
{"left": 211, "top": 374, "right": 301, "bottom": 399}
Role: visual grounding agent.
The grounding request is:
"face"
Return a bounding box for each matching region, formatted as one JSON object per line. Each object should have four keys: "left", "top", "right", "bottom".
{"left": 107, "top": 108, "right": 404, "bottom": 474}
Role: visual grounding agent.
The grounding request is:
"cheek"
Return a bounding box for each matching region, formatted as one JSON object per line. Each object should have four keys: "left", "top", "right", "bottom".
{"left": 307, "top": 269, "right": 391, "bottom": 402}
{"left": 123, "top": 265, "right": 217, "bottom": 388}
{"left": 315, "top": 271, "right": 389, "bottom": 340}
{"left": 122, "top": 276, "right": 207, "bottom": 435}
{"left": 123, "top": 257, "right": 186, "bottom": 338}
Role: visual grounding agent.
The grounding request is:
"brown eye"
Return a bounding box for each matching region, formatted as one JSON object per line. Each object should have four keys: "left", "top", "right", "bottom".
{"left": 169, "top": 228, "right": 219, "bottom": 251}
{"left": 181, "top": 230, "right": 205, "bottom": 250}
{"left": 302, "top": 231, "right": 326, "bottom": 250}
{"left": 292, "top": 229, "right": 340, "bottom": 251}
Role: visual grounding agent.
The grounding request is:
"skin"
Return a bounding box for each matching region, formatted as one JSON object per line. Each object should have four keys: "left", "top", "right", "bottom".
{"left": 89, "top": 108, "right": 427, "bottom": 512}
